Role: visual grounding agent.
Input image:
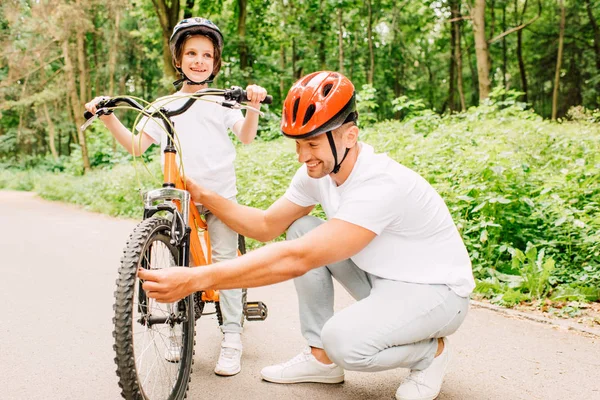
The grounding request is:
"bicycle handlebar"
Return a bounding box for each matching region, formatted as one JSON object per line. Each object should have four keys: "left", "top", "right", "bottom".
{"left": 82, "top": 87, "right": 273, "bottom": 120}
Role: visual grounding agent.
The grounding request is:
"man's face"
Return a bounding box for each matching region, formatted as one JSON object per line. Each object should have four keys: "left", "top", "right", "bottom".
{"left": 295, "top": 125, "right": 352, "bottom": 179}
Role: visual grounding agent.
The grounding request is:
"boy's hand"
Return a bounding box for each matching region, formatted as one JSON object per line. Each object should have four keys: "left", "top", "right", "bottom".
{"left": 245, "top": 84, "right": 268, "bottom": 108}
{"left": 84, "top": 96, "right": 113, "bottom": 118}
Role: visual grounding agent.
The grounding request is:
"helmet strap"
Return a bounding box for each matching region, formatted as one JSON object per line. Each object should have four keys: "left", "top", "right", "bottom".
{"left": 172, "top": 71, "right": 214, "bottom": 89}
{"left": 326, "top": 131, "right": 350, "bottom": 174}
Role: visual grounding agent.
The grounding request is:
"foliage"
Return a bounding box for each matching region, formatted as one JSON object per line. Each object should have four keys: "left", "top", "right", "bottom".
{"left": 2, "top": 0, "right": 600, "bottom": 167}
{"left": 356, "top": 84, "right": 379, "bottom": 127}
{"left": 3, "top": 99, "right": 598, "bottom": 305}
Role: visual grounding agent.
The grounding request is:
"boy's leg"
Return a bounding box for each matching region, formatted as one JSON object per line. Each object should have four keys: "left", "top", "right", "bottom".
{"left": 205, "top": 210, "right": 244, "bottom": 332}
{"left": 204, "top": 206, "right": 244, "bottom": 376}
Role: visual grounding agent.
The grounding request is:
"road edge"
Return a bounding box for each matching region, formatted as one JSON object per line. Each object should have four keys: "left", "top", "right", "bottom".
{"left": 471, "top": 300, "right": 600, "bottom": 338}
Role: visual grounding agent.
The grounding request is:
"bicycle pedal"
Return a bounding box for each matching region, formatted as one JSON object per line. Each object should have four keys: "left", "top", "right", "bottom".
{"left": 244, "top": 301, "right": 268, "bottom": 321}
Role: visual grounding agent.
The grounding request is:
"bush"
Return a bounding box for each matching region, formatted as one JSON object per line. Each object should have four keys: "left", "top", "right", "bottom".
{"left": 2, "top": 100, "right": 598, "bottom": 301}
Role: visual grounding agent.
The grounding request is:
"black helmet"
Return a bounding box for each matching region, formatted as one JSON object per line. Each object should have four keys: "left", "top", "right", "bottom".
{"left": 169, "top": 17, "right": 224, "bottom": 85}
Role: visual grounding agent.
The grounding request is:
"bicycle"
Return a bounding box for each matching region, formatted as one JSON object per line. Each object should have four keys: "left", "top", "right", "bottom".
{"left": 82, "top": 87, "right": 272, "bottom": 400}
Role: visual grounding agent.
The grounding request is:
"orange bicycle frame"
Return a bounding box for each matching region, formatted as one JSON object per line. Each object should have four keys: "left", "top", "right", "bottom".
{"left": 163, "top": 147, "right": 219, "bottom": 302}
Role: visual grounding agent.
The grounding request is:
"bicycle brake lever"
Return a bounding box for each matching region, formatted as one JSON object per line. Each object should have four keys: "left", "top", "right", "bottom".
{"left": 80, "top": 114, "right": 99, "bottom": 132}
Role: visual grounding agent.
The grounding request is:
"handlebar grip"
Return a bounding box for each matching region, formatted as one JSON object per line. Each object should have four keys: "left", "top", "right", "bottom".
{"left": 260, "top": 95, "right": 273, "bottom": 105}
{"left": 239, "top": 91, "right": 273, "bottom": 105}
{"left": 227, "top": 87, "right": 273, "bottom": 105}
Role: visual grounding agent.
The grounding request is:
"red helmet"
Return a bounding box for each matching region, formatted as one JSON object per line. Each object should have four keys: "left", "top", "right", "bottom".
{"left": 281, "top": 71, "right": 357, "bottom": 139}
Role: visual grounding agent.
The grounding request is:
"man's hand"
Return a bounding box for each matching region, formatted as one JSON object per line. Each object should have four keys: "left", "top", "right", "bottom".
{"left": 138, "top": 267, "right": 197, "bottom": 303}
{"left": 185, "top": 177, "right": 205, "bottom": 203}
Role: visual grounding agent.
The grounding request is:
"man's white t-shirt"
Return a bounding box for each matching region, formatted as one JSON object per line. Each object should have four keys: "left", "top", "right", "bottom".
{"left": 136, "top": 94, "right": 244, "bottom": 199}
{"left": 284, "top": 142, "right": 475, "bottom": 297}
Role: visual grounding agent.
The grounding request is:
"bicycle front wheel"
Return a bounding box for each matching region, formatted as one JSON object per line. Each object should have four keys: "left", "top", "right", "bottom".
{"left": 113, "top": 216, "right": 194, "bottom": 400}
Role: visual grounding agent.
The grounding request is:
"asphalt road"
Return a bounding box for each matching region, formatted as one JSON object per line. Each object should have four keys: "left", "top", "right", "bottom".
{"left": 1, "top": 191, "right": 599, "bottom": 400}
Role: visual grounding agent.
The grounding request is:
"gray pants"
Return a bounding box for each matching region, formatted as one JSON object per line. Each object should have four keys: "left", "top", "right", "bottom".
{"left": 198, "top": 202, "right": 244, "bottom": 334}
{"left": 287, "top": 216, "right": 469, "bottom": 372}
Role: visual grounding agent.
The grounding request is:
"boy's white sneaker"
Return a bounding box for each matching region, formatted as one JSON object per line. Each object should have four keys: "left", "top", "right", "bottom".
{"left": 165, "top": 335, "right": 181, "bottom": 363}
{"left": 214, "top": 341, "right": 243, "bottom": 376}
{"left": 261, "top": 347, "right": 344, "bottom": 384}
{"left": 396, "top": 337, "right": 450, "bottom": 400}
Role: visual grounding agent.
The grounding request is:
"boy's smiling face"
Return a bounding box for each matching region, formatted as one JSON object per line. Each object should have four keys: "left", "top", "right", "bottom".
{"left": 177, "top": 35, "right": 215, "bottom": 85}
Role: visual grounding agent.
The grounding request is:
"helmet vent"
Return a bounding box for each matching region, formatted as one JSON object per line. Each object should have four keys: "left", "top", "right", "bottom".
{"left": 292, "top": 98, "right": 300, "bottom": 123}
{"left": 322, "top": 83, "right": 333, "bottom": 97}
{"left": 303, "top": 104, "right": 316, "bottom": 126}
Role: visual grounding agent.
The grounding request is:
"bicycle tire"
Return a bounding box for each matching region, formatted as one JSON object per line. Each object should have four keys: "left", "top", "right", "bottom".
{"left": 113, "top": 216, "right": 195, "bottom": 400}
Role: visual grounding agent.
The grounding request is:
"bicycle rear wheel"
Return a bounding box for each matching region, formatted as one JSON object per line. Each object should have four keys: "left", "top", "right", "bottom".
{"left": 113, "top": 216, "right": 194, "bottom": 400}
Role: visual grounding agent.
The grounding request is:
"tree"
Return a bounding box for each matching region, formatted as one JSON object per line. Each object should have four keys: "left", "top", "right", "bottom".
{"left": 552, "top": 0, "right": 565, "bottom": 120}
{"left": 472, "top": 0, "right": 491, "bottom": 101}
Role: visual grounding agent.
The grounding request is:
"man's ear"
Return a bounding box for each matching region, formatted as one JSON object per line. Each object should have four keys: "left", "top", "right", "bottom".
{"left": 345, "top": 124, "right": 359, "bottom": 148}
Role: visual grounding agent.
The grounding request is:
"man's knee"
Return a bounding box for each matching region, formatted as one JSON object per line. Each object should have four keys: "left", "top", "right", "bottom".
{"left": 286, "top": 215, "right": 323, "bottom": 240}
{"left": 321, "top": 319, "right": 371, "bottom": 371}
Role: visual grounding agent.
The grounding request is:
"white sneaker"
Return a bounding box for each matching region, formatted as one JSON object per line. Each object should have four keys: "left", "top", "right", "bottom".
{"left": 214, "top": 341, "right": 243, "bottom": 376}
{"left": 261, "top": 347, "right": 345, "bottom": 384}
{"left": 164, "top": 335, "right": 181, "bottom": 363}
{"left": 396, "top": 338, "right": 450, "bottom": 400}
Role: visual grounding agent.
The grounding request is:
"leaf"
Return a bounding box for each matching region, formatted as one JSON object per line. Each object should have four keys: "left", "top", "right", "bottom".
{"left": 554, "top": 217, "right": 567, "bottom": 226}
{"left": 472, "top": 201, "right": 487, "bottom": 213}
{"left": 480, "top": 229, "right": 488, "bottom": 243}
{"left": 457, "top": 195, "right": 475, "bottom": 202}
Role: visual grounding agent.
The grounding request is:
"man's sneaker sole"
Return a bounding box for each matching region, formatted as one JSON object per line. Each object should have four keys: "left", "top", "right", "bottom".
{"left": 261, "top": 373, "right": 344, "bottom": 384}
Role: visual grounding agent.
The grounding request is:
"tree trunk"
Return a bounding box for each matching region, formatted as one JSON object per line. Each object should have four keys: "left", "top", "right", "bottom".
{"left": 238, "top": 0, "right": 249, "bottom": 74}
{"left": 366, "top": 0, "right": 375, "bottom": 84}
{"left": 109, "top": 10, "right": 120, "bottom": 153}
{"left": 462, "top": 23, "right": 479, "bottom": 106}
{"left": 585, "top": 0, "right": 600, "bottom": 106}
{"left": 516, "top": 0, "right": 529, "bottom": 102}
{"left": 502, "top": 4, "right": 507, "bottom": 89}
{"left": 455, "top": 4, "right": 466, "bottom": 111}
{"left": 63, "top": 40, "right": 90, "bottom": 172}
{"left": 151, "top": 0, "right": 182, "bottom": 80}
{"left": 391, "top": 2, "right": 402, "bottom": 99}
{"left": 338, "top": 7, "right": 344, "bottom": 74}
{"left": 473, "top": 0, "right": 491, "bottom": 101}
{"left": 279, "top": 44, "right": 286, "bottom": 99}
{"left": 449, "top": 0, "right": 457, "bottom": 112}
{"left": 42, "top": 103, "right": 59, "bottom": 161}
{"left": 552, "top": 0, "right": 565, "bottom": 120}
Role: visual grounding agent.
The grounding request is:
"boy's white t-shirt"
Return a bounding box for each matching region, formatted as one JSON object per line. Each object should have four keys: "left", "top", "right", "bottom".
{"left": 136, "top": 94, "right": 244, "bottom": 199}
{"left": 284, "top": 142, "right": 475, "bottom": 297}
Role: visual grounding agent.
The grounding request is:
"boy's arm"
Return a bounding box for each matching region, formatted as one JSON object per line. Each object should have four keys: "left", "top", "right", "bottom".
{"left": 85, "top": 97, "right": 154, "bottom": 156}
{"left": 231, "top": 84, "right": 268, "bottom": 144}
{"left": 100, "top": 114, "right": 155, "bottom": 156}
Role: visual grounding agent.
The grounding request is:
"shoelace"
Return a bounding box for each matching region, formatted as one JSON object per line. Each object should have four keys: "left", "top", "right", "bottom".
{"left": 280, "top": 348, "right": 313, "bottom": 368}
{"left": 406, "top": 370, "right": 426, "bottom": 385}
{"left": 220, "top": 346, "right": 240, "bottom": 360}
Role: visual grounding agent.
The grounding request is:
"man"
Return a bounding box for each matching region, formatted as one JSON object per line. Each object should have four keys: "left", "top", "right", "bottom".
{"left": 139, "top": 71, "right": 475, "bottom": 400}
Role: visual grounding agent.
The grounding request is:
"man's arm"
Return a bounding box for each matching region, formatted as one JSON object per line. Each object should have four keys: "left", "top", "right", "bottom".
{"left": 186, "top": 178, "right": 313, "bottom": 242}
{"left": 139, "top": 218, "right": 377, "bottom": 302}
